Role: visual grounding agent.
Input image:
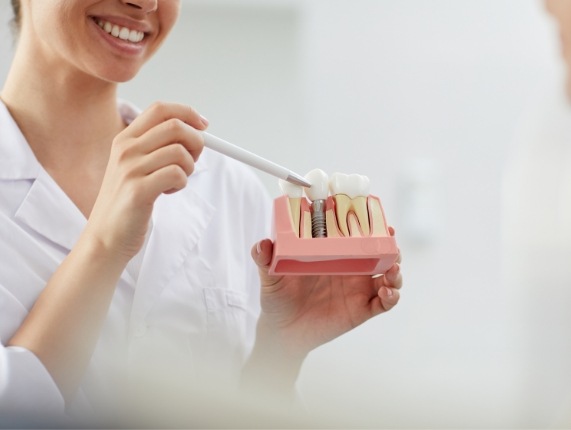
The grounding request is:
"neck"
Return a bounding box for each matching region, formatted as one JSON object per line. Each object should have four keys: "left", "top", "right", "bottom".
{"left": 0, "top": 35, "right": 126, "bottom": 169}
{"left": 0, "top": 37, "right": 129, "bottom": 218}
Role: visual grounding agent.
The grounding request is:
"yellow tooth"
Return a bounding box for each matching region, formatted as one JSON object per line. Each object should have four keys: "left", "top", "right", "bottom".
{"left": 333, "top": 194, "right": 352, "bottom": 237}
{"left": 368, "top": 197, "right": 389, "bottom": 237}
{"left": 351, "top": 196, "right": 370, "bottom": 236}
{"left": 287, "top": 197, "right": 301, "bottom": 238}
{"left": 333, "top": 194, "right": 371, "bottom": 237}
{"left": 326, "top": 208, "right": 341, "bottom": 238}
{"left": 301, "top": 208, "right": 313, "bottom": 239}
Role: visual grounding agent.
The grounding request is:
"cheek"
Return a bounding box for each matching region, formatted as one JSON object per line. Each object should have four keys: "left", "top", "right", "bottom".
{"left": 28, "top": 3, "right": 79, "bottom": 54}
{"left": 159, "top": 0, "right": 181, "bottom": 34}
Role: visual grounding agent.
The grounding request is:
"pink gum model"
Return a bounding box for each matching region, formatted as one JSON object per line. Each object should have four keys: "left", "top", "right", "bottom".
{"left": 268, "top": 195, "right": 399, "bottom": 275}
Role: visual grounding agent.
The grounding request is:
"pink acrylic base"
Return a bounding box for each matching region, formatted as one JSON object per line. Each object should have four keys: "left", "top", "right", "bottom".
{"left": 268, "top": 195, "right": 399, "bottom": 275}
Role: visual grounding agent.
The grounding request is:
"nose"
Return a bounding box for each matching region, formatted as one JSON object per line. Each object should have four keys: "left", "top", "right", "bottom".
{"left": 122, "top": 0, "right": 158, "bottom": 13}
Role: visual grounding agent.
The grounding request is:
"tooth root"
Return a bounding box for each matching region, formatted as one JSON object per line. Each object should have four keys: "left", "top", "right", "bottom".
{"left": 287, "top": 197, "right": 301, "bottom": 238}
{"left": 325, "top": 209, "right": 342, "bottom": 238}
{"left": 302, "top": 209, "right": 313, "bottom": 239}
{"left": 347, "top": 213, "right": 364, "bottom": 237}
{"left": 333, "top": 194, "right": 351, "bottom": 237}
{"left": 351, "top": 196, "right": 370, "bottom": 236}
{"left": 368, "top": 197, "right": 389, "bottom": 237}
{"left": 298, "top": 203, "right": 313, "bottom": 239}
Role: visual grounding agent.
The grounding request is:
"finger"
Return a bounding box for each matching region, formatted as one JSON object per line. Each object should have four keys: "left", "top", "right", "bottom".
{"left": 136, "top": 143, "right": 195, "bottom": 177}
{"left": 382, "top": 263, "right": 402, "bottom": 290}
{"left": 125, "top": 102, "right": 209, "bottom": 138}
{"left": 135, "top": 118, "right": 204, "bottom": 161}
{"left": 139, "top": 164, "right": 190, "bottom": 200}
{"left": 387, "top": 226, "right": 402, "bottom": 264}
{"left": 251, "top": 239, "right": 288, "bottom": 289}
{"left": 251, "top": 238, "right": 274, "bottom": 269}
{"left": 379, "top": 287, "right": 400, "bottom": 312}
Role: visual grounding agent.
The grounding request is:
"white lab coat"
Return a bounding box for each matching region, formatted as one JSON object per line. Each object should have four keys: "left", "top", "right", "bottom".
{"left": 0, "top": 100, "right": 272, "bottom": 426}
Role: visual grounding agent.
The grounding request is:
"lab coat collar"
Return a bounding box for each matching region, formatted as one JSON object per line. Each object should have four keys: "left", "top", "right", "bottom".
{"left": 0, "top": 100, "right": 86, "bottom": 250}
{"left": 14, "top": 168, "right": 88, "bottom": 252}
{"left": 0, "top": 100, "right": 42, "bottom": 180}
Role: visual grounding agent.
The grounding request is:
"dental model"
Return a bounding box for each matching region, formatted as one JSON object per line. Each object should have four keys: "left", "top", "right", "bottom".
{"left": 304, "top": 169, "right": 329, "bottom": 238}
{"left": 279, "top": 179, "right": 303, "bottom": 237}
{"left": 329, "top": 173, "right": 371, "bottom": 237}
{"left": 269, "top": 169, "right": 398, "bottom": 275}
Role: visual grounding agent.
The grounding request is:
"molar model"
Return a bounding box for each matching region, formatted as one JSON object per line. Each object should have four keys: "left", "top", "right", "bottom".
{"left": 330, "top": 172, "right": 371, "bottom": 237}
{"left": 269, "top": 169, "right": 399, "bottom": 275}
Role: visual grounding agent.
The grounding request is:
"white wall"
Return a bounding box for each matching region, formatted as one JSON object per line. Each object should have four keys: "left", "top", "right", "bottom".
{"left": 0, "top": 0, "right": 562, "bottom": 427}
{"left": 297, "top": 1, "right": 558, "bottom": 427}
{"left": 0, "top": 2, "right": 14, "bottom": 77}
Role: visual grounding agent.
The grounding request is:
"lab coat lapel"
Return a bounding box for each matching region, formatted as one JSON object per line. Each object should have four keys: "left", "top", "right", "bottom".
{"left": 14, "top": 168, "right": 87, "bottom": 252}
{"left": 129, "top": 179, "right": 215, "bottom": 331}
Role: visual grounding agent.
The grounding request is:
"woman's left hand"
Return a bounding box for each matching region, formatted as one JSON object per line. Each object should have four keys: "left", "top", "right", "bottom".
{"left": 250, "top": 227, "right": 402, "bottom": 364}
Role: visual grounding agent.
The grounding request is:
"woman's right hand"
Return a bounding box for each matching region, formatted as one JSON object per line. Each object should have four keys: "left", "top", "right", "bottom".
{"left": 85, "top": 102, "right": 209, "bottom": 262}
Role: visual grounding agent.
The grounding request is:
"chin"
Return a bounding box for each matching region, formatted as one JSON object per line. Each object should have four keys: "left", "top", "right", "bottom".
{"left": 90, "top": 61, "right": 145, "bottom": 84}
{"left": 100, "top": 69, "right": 141, "bottom": 84}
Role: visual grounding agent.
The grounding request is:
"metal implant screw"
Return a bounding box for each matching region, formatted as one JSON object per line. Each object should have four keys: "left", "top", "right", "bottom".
{"left": 311, "top": 199, "right": 327, "bottom": 238}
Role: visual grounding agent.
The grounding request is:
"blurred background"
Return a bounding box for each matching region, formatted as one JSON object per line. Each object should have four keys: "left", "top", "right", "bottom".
{"left": 1, "top": 0, "right": 568, "bottom": 427}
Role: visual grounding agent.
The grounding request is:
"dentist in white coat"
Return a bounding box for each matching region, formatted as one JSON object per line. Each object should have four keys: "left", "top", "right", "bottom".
{"left": 0, "top": 0, "right": 402, "bottom": 427}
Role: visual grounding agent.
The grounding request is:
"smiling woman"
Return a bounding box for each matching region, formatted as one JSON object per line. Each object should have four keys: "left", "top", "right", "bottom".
{"left": 0, "top": 0, "right": 402, "bottom": 427}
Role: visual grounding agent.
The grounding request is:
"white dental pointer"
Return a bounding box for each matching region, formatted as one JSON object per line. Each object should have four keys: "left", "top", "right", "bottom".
{"left": 202, "top": 132, "right": 312, "bottom": 188}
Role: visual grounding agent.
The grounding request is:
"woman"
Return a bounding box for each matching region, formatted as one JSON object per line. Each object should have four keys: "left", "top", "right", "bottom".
{"left": 0, "top": 0, "right": 402, "bottom": 426}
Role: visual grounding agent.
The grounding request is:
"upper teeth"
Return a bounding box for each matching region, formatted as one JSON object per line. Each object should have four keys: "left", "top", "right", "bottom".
{"left": 97, "top": 19, "right": 145, "bottom": 43}
{"left": 304, "top": 169, "right": 330, "bottom": 202}
{"left": 277, "top": 170, "right": 379, "bottom": 238}
{"left": 329, "top": 173, "right": 370, "bottom": 198}
{"left": 330, "top": 172, "right": 371, "bottom": 237}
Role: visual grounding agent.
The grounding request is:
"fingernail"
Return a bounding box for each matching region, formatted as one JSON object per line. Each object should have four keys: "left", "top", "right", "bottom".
{"left": 256, "top": 241, "right": 262, "bottom": 255}
{"left": 384, "top": 287, "right": 393, "bottom": 297}
{"left": 200, "top": 115, "right": 209, "bottom": 127}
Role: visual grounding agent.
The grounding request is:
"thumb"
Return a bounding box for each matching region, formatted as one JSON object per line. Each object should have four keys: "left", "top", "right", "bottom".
{"left": 251, "top": 238, "right": 274, "bottom": 269}
{"left": 251, "top": 238, "right": 283, "bottom": 287}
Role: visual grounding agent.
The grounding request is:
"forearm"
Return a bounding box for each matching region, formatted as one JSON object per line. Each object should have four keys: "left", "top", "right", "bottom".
{"left": 7, "top": 232, "right": 128, "bottom": 402}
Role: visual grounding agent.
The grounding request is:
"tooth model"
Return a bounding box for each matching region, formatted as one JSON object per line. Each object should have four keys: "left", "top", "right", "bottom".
{"left": 269, "top": 168, "right": 398, "bottom": 275}
{"left": 304, "top": 169, "right": 329, "bottom": 238}
{"left": 279, "top": 179, "right": 303, "bottom": 237}
{"left": 329, "top": 173, "right": 371, "bottom": 237}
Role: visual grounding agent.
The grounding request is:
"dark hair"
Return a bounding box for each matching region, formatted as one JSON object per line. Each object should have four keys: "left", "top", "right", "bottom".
{"left": 11, "top": 0, "right": 21, "bottom": 30}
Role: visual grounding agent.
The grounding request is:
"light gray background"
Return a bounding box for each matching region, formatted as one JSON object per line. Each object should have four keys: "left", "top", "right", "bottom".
{"left": 0, "top": 0, "right": 562, "bottom": 427}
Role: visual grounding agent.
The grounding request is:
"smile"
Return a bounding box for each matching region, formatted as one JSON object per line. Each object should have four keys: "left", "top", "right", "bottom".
{"left": 96, "top": 19, "right": 145, "bottom": 43}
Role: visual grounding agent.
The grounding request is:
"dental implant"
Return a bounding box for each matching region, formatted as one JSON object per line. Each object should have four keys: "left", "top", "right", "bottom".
{"left": 304, "top": 169, "right": 329, "bottom": 238}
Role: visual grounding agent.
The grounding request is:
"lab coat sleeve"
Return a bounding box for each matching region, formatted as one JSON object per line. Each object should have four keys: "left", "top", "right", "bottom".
{"left": 0, "top": 285, "right": 66, "bottom": 423}
{"left": 0, "top": 345, "right": 65, "bottom": 416}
